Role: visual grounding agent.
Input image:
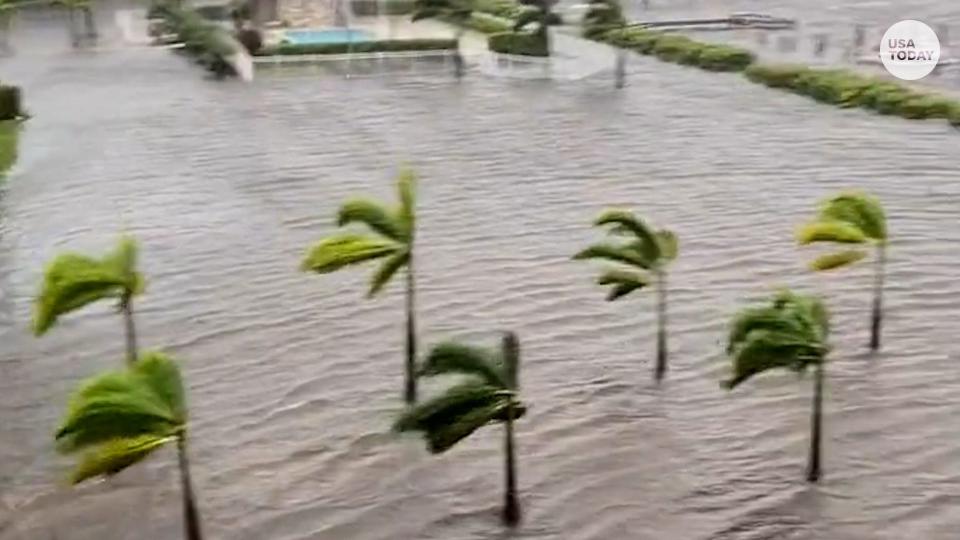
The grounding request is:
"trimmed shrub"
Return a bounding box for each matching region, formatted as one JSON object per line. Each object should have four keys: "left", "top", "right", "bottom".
{"left": 258, "top": 38, "right": 457, "bottom": 56}
{"left": 488, "top": 31, "right": 547, "bottom": 57}
{"left": 744, "top": 64, "right": 809, "bottom": 88}
{"left": 603, "top": 27, "right": 659, "bottom": 53}
{"left": 582, "top": 0, "right": 624, "bottom": 40}
{"left": 599, "top": 27, "right": 753, "bottom": 72}
{"left": 651, "top": 34, "right": 698, "bottom": 63}
{"left": 0, "top": 120, "right": 18, "bottom": 180}
{"left": 0, "top": 85, "right": 21, "bottom": 121}
{"left": 697, "top": 45, "right": 754, "bottom": 72}
{"left": 351, "top": 0, "right": 415, "bottom": 16}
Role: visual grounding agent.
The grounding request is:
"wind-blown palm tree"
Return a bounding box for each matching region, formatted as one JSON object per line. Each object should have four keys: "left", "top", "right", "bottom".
{"left": 514, "top": 0, "right": 559, "bottom": 53}
{"left": 54, "top": 0, "right": 97, "bottom": 47}
{"left": 574, "top": 209, "right": 678, "bottom": 381}
{"left": 394, "top": 333, "right": 527, "bottom": 525}
{"left": 411, "top": 0, "right": 472, "bottom": 78}
{"left": 34, "top": 236, "right": 144, "bottom": 365}
{"left": 55, "top": 351, "right": 204, "bottom": 539}
{"left": 723, "top": 290, "right": 831, "bottom": 482}
{"left": 796, "top": 191, "right": 887, "bottom": 351}
{"left": 301, "top": 170, "right": 419, "bottom": 403}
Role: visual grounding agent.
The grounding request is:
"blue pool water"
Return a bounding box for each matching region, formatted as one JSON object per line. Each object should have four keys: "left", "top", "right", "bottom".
{"left": 284, "top": 28, "right": 373, "bottom": 45}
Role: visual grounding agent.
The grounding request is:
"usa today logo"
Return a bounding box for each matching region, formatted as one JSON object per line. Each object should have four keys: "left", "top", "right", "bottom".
{"left": 880, "top": 20, "right": 941, "bottom": 80}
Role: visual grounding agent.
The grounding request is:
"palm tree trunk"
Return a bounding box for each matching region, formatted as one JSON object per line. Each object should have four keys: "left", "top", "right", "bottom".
{"left": 453, "top": 27, "right": 465, "bottom": 80}
{"left": 177, "top": 437, "right": 204, "bottom": 540}
{"left": 404, "top": 262, "right": 417, "bottom": 404}
{"left": 655, "top": 271, "right": 667, "bottom": 382}
{"left": 501, "top": 332, "right": 520, "bottom": 526}
{"left": 806, "top": 362, "right": 823, "bottom": 482}
{"left": 121, "top": 294, "right": 138, "bottom": 366}
{"left": 869, "top": 244, "right": 885, "bottom": 351}
{"left": 67, "top": 8, "right": 80, "bottom": 48}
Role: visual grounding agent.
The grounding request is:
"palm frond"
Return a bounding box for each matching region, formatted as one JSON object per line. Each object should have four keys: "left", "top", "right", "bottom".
{"left": 55, "top": 352, "right": 186, "bottom": 453}
{"left": 573, "top": 243, "right": 654, "bottom": 270}
{"left": 300, "top": 233, "right": 401, "bottom": 273}
{"left": 596, "top": 268, "right": 649, "bottom": 301}
{"left": 420, "top": 342, "right": 506, "bottom": 387}
{"left": 594, "top": 209, "right": 661, "bottom": 261}
{"left": 655, "top": 230, "right": 679, "bottom": 262}
{"left": 33, "top": 237, "right": 143, "bottom": 336}
{"left": 796, "top": 221, "right": 868, "bottom": 245}
{"left": 394, "top": 381, "right": 521, "bottom": 453}
{"left": 809, "top": 249, "right": 867, "bottom": 271}
{"left": 723, "top": 290, "right": 829, "bottom": 389}
{"left": 368, "top": 249, "right": 409, "bottom": 297}
{"left": 337, "top": 199, "right": 403, "bottom": 241}
{"left": 69, "top": 434, "right": 175, "bottom": 484}
{"left": 818, "top": 191, "right": 886, "bottom": 241}
{"left": 396, "top": 169, "right": 417, "bottom": 239}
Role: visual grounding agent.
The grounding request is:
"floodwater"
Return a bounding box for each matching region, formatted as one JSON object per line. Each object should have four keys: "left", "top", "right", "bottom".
{"left": 1, "top": 2, "right": 959, "bottom": 540}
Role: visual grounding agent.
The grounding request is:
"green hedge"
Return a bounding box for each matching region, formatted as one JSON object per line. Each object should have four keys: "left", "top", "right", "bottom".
{"left": 473, "top": 0, "right": 525, "bottom": 20}
{"left": 0, "top": 120, "right": 18, "bottom": 180}
{"left": 351, "top": 0, "right": 415, "bottom": 15}
{"left": 744, "top": 63, "right": 960, "bottom": 124}
{"left": 488, "top": 31, "right": 547, "bottom": 57}
{"left": 0, "top": 85, "right": 22, "bottom": 121}
{"left": 258, "top": 38, "right": 457, "bottom": 56}
{"left": 602, "top": 28, "right": 753, "bottom": 72}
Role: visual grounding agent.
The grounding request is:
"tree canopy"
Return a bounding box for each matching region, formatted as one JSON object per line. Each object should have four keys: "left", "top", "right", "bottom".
{"left": 796, "top": 191, "right": 887, "bottom": 271}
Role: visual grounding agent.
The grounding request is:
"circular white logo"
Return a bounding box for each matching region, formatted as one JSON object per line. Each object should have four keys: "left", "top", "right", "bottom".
{"left": 880, "top": 20, "right": 941, "bottom": 80}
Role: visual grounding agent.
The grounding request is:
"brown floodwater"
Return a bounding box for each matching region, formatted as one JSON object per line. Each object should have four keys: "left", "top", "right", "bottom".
{"left": 1, "top": 1, "right": 959, "bottom": 539}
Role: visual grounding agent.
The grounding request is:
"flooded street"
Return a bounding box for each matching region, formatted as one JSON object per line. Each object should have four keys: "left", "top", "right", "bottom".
{"left": 1, "top": 2, "right": 959, "bottom": 539}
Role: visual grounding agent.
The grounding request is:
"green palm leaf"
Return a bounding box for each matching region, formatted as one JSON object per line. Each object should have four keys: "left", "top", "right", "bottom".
{"left": 396, "top": 168, "right": 416, "bottom": 240}
{"left": 337, "top": 199, "right": 403, "bottom": 241}
{"left": 818, "top": 191, "right": 886, "bottom": 241}
{"left": 69, "top": 434, "right": 175, "bottom": 484}
{"left": 368, "top": 250, "right": 409, "bottom": 297}
{"left": 809, "top": 249, "right": 867, "bottom": 271}
{"left": 724, "top": 290, "right": 828, "bottom": 389}
{"left": 55, "top": 352, "right": 186, "bottom": 454}
{"left": 597, "top": 268, "right": 649, "bottom": 301}
{"left": 594, "top": 209, "right": 662, "bottom": 262}
{"left": 419, "top": 342, "right": 506, "bottom": 387}
{"left": 421, "top": 400, "right": 512, "bottom": 453}
{"left": 573, "top": 243, "right": 655, "bottom": 269}
{"left": 300, "top": 233, "right": 401, "bottom": 273}
{"left": 655, "top": 230, "right": 679, "bottom": 262}
{"left": 33, "top": 237, "right": 143, "bottom": 336}
{"left": 796, "top": 221, "right": 868, "bottom": 245}
{"left": 513, "top": 8, "right": 542, "bottom": 31}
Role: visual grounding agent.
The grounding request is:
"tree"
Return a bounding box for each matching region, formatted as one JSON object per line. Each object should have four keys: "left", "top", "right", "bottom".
{"left": 411, "top": 0, "right": 472, "bottom": 78}
{"left": 581, "top": 0, "right": 624, "bottom": 40}
{"left": 796, "top": 191, "right": 887, "bottom": 351}
{"left": 34, "top": 236, "right": 144, "bottom": 365}
{"left": 54, "top": 0, "right": 97, "bottom": 47}
{"left": 514, "top": 0, "right": 560, "bottom": 53}
{"left": 301, "top": 170, "right": 419, "bottom": 403}
{"left": 573, "top": 209, "right": 678, "bottom": 381}
{"left": 394, "top": 333, "right": 527, "bottom": 525}
{"left": 55, "top": 352, "right": 204, "bottom": 539}
{"left": 723, "top": 290, "right": 830, "bottom": 482}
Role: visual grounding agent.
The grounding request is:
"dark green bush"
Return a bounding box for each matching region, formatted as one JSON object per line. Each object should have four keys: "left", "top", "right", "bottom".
{"left": 581, "top": 0, "right": 624, "bottom": 40}
{"left": 599, "top": 27, "right": 753, "bottom": 72}
{"left": 488, "top": 31, "right": 547, "bottom": 57}
{"left": 744, "top": 64, "right": 808, "bottom": 87}
{"left": 258, "top": 38, "right": 457, "bottom": 56}
{"left": 651, "top": 34, "right": 698, "bottom": 63}
{"left": 0, "top": 120, "right": 18, "bottom": 179}
{"left": 351, "top": 0, "right": 415, "bottom": 15}
{"left": 697, "top": 45, "right": 754, "bottom": 71}
{"left": 602, "top": 27, "right": 659, "bottom": 53}
{"left": 0, "top": 85, "right": 21, "bottom": 121}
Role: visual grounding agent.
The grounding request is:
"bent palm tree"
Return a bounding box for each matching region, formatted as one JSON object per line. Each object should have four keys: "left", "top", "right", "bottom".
{"left": 301, "top": 170, "right": 419, "bottom": 403}
{"left": 34, "top": 236, "right": 144, "bottom": 365}
{"left": 723, "top": 290, "right": 830, "bottom": 482}
{"left": 574, "top": 209, "right": 678, "bottom": 381}
{"left": 796, "top": 191, "right": 887, "bottom": 350}
{"left": 55, "top": 352, "right": 204, "bottom": 539}
{"left": 394, "top": 333, "right": 526, "bottom": 525}
{"left": 411, "top": 0, "right": 471, "bottom": 78}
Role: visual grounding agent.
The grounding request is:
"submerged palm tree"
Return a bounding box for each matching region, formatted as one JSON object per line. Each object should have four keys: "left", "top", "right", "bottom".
{"left": 34, "top": 236, "right": 144, "bottom": 365}
{"left": 411, "top": 0, "right": 472, "bottom": 78}
{"left": 796, "top": 191, "right": 887, "bottom": 351}
{"left": 301, "top": 170, "right": 419, "bottom": 403}
{"left": 723, "top": 290, "right": 831, "bottom": 482}
{"left": 394, "top": 333, "right": 527, "bottom": 525}
{"left": 574, "top": 209, "right": 678, "bottom": 381}
{"left": 55, "top": 351, "right": 204, "bottom": 539}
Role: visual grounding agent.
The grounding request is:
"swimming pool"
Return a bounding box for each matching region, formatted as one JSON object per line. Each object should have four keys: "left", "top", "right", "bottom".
{"left": 284, "top": 28, "right": 373, "bottom": 45}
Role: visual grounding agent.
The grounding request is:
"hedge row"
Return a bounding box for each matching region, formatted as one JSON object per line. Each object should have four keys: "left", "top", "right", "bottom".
{"left": 488, "top": 31, "right": 547, "bottom": 57}
{"left": 351, "top": 0, "right": 415, "bottom": 16}
{"left": 602, "top": 27, "right": 754, "bottom": 72}
{"left": 0, "top": 85, "right": 22, "bottom": 121}
{"left": 473, "top": 0, "right": 526, "bottom": 20}
{"left": 745, "top": 64, "right": 960, "bottom": 125}
{"left": 258, "top": 38, "right": 457, "bottom": 56}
